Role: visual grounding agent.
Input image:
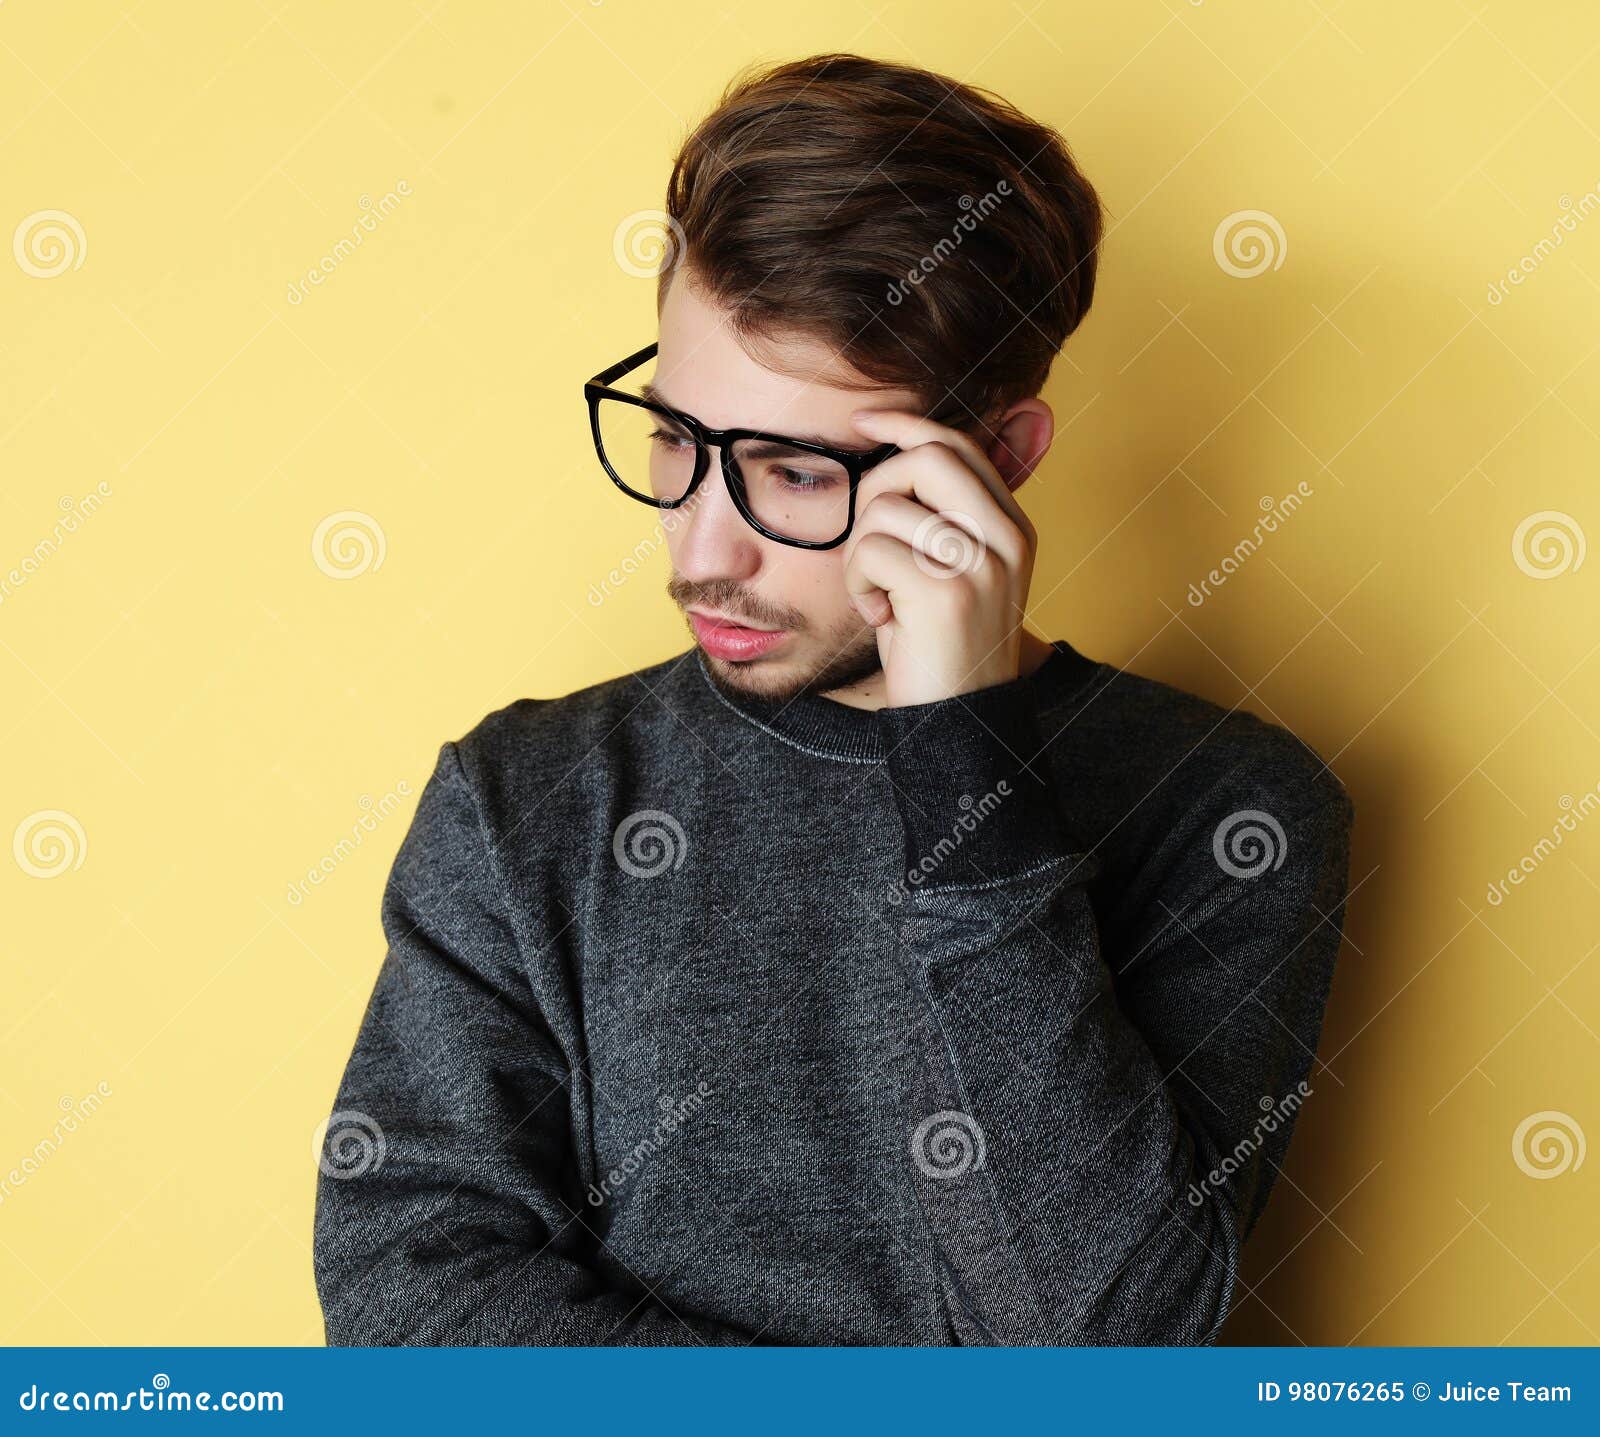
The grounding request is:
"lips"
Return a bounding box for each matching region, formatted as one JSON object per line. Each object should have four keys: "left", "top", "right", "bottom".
{"left": 688, "top": 609, "right": 788, "bottom": 661}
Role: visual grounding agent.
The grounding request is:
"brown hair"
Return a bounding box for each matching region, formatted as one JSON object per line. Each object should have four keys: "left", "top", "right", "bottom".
{"left": 661, "top": 53, "right": 1103, "bottom": 431}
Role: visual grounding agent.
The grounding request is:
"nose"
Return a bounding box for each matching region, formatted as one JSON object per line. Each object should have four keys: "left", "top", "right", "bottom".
{"left": 670, "top": 451, "right": 762, "bottom": 583}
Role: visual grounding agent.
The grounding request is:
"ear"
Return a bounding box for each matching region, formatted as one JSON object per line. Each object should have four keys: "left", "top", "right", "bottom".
{"left": 981, "top": 397, "right": 1054, "bottom": 492}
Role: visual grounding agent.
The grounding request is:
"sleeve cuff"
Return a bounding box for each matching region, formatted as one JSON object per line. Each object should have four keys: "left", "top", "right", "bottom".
{"left": 877, "top": 671, "right": 1084, "bottom": 893}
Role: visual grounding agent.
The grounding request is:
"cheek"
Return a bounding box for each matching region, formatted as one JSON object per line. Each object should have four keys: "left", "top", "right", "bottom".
{"left": 740, "top": 552, "right": 845, "bottom": 633}
{"left": 794, "top": 553, "right": 854, "bottom": 620}
{"left": 805, "top": 554, "right": 846, "bottom": 597}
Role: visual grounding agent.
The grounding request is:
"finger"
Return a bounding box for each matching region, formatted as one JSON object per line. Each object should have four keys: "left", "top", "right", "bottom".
{"left": 843, "top": 530, "right": 930, "bottom": 624}
{"left": 844, "top": 491, "right": 994, "bottom": 581}
{"left": 852, "top": 407, "right": 1033, "bottom": 534}
{"left": 840, "top": 498, "right": 915, "bottom": 625}
{"left": 855, "top": 587, "right": 891, "bottom": 627}
{"left": 854, "top": 407, "right": 991, "bottom": 467}
{"left": 845, "top": 528, "right": 994, "bottom": 637}
{"left": 850, "top": 443, "right": 1028, "bottom": 570}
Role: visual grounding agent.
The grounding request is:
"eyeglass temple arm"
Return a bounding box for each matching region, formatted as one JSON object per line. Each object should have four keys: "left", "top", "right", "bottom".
{"left": 587, "top": 341, "right": 659, "bottom": 389}
{"left": 590, "top": 340, "right": 977, "bottom": 443}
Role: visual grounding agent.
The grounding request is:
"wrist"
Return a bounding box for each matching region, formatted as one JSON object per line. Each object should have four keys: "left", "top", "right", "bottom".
{"left": 878, "top": 672, "right": 1081, "bottom": 893}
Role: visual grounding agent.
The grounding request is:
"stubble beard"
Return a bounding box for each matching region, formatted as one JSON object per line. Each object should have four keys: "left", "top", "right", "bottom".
{"left": 695, "top": 615, "right": 883, "bottom": 705}
{"left": 669, "top": 570, "right": 884, "bottom": 703}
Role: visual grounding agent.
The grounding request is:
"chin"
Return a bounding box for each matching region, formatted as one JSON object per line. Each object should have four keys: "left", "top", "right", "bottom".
{"left": 701, "top": 647, "right": 804, "bottom": 697}
{"left": 704, "top": 632, "right": 881, "bottom": 703}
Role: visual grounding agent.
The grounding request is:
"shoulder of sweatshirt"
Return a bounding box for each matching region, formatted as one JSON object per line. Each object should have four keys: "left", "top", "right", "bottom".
{"left": 1040, "top": 657, "right": 1356, "bottom": 863}
{"left": 433, "top": 646, "right": 1354, "bottom": 874}
{"left": 434, "top": 648, "right": 700, "bottom": 841}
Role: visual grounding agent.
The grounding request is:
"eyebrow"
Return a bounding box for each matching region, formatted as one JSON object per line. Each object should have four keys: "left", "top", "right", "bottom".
{"left": 638, "top": 381, "right": 880, "bottom": 455}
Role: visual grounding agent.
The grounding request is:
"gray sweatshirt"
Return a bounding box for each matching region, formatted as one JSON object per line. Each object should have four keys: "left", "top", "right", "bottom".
{"left": 313, "top": 638, "right": 1354, "bottom": 1345}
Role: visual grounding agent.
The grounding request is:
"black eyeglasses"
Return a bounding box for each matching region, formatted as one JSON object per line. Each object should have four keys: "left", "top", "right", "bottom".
{"left": 584, "top": 341, "right": 903, "bottom": 550}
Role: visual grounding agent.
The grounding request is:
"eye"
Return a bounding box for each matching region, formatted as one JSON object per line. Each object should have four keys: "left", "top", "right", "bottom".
{"left": 775, "top": 466, "right": 840, "bottom": 492}
{"left": 649, "top": 427, "right": 694, "bottom": 451}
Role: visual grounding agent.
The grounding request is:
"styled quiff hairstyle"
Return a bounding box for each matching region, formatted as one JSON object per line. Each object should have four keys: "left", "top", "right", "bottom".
{"left": 661, "top": 53, "right": 1103, "bottom": 431}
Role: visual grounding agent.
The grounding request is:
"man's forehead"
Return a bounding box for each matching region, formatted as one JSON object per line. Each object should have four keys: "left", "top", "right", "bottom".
{"left": 656, "top": 272, "right": 921, "bottom": 426}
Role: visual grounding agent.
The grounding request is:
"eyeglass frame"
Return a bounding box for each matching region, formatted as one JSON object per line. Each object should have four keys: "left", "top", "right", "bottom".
{"left": 584, "top": 340, "right": 906, "bottom": 551}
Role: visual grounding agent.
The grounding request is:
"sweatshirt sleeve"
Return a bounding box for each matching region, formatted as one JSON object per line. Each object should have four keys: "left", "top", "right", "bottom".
{"left": 877, "top": 674, "right": 1354, "bottom": 1346}
{"left": 312, "top": 741, "right": 753, "bottom": 1346}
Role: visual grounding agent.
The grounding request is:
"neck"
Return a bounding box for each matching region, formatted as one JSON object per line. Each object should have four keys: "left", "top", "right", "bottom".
{"left": 820, "top": 627, "right": 1055, "bottom": 712}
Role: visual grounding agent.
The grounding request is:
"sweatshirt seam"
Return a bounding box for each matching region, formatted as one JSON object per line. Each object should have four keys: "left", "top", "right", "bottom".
{"left": 1200, "top": 1198, "right": 1242, "bottom": 1344}
{"left": 438, "top": 740, "right": 552, "bottom": 1023}
{"left": 441, "top": 743, "right": 519, "bottom": 940}
{"left": 694, "top": 644, "right": 1106, "bottom": 768}
{"left": 916, "top": 984, "right": 1054, "bottom": 1343}
{"left": 1034, "top": 659, "right": 1115, "bottom": 733}
{"left": 906, "top": 848, "right": 1092, "bottom": 899}
{"left": 442, "top": 741, "right": 610, "bottom": 1218}
{"left": 698, "top": 667, "right": 883, "bottom": 765}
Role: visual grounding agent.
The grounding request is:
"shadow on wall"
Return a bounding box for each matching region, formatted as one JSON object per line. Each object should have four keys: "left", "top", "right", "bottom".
{"left": 1020, "top": 248, "right": 1444, "bottom": 1345}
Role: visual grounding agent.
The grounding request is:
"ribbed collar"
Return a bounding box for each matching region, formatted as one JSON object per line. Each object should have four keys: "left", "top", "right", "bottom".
{"left": 695, "top": 638, "right": 1103, "bottom": 764}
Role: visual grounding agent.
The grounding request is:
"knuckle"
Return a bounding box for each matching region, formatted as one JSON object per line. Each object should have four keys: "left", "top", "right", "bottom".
{"left": 855, "top": 530, "right": 898, "bottom": 561}
{"left": 862, "top": 491, "right": 915, "bottom": 523}
{"left": 929, "top": 443, "right": 970, "bottom": 478}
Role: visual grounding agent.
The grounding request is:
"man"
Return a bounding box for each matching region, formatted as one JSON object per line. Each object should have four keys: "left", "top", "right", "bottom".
{"left": 313, "top": 53, "right": 1354, "bottom": 1346}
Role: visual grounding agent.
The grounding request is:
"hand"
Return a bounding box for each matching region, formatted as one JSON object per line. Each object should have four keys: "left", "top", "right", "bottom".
{"left": 842, "top": 408, "right": 1039, "bottom": 709}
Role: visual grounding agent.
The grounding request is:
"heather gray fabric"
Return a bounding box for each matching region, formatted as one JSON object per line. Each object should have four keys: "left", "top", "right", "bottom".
{"left": 313, "top": 638, "right": 1354, "bottom": 1346}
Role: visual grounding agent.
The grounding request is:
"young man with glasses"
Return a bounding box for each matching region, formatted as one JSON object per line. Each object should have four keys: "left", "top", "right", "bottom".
{"left": 315, "top": 52, "right": 1355, "bottom": 1347}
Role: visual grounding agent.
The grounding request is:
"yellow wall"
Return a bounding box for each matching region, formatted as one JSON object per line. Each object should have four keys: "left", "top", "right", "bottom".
{"left": 3, "top": 0, "right": 1596, "bottom": 1345}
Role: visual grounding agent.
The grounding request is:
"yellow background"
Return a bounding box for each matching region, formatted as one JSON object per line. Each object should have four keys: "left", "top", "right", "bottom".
{"left": 3, "top": 0, "right": 1597, "bottom": 1346}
